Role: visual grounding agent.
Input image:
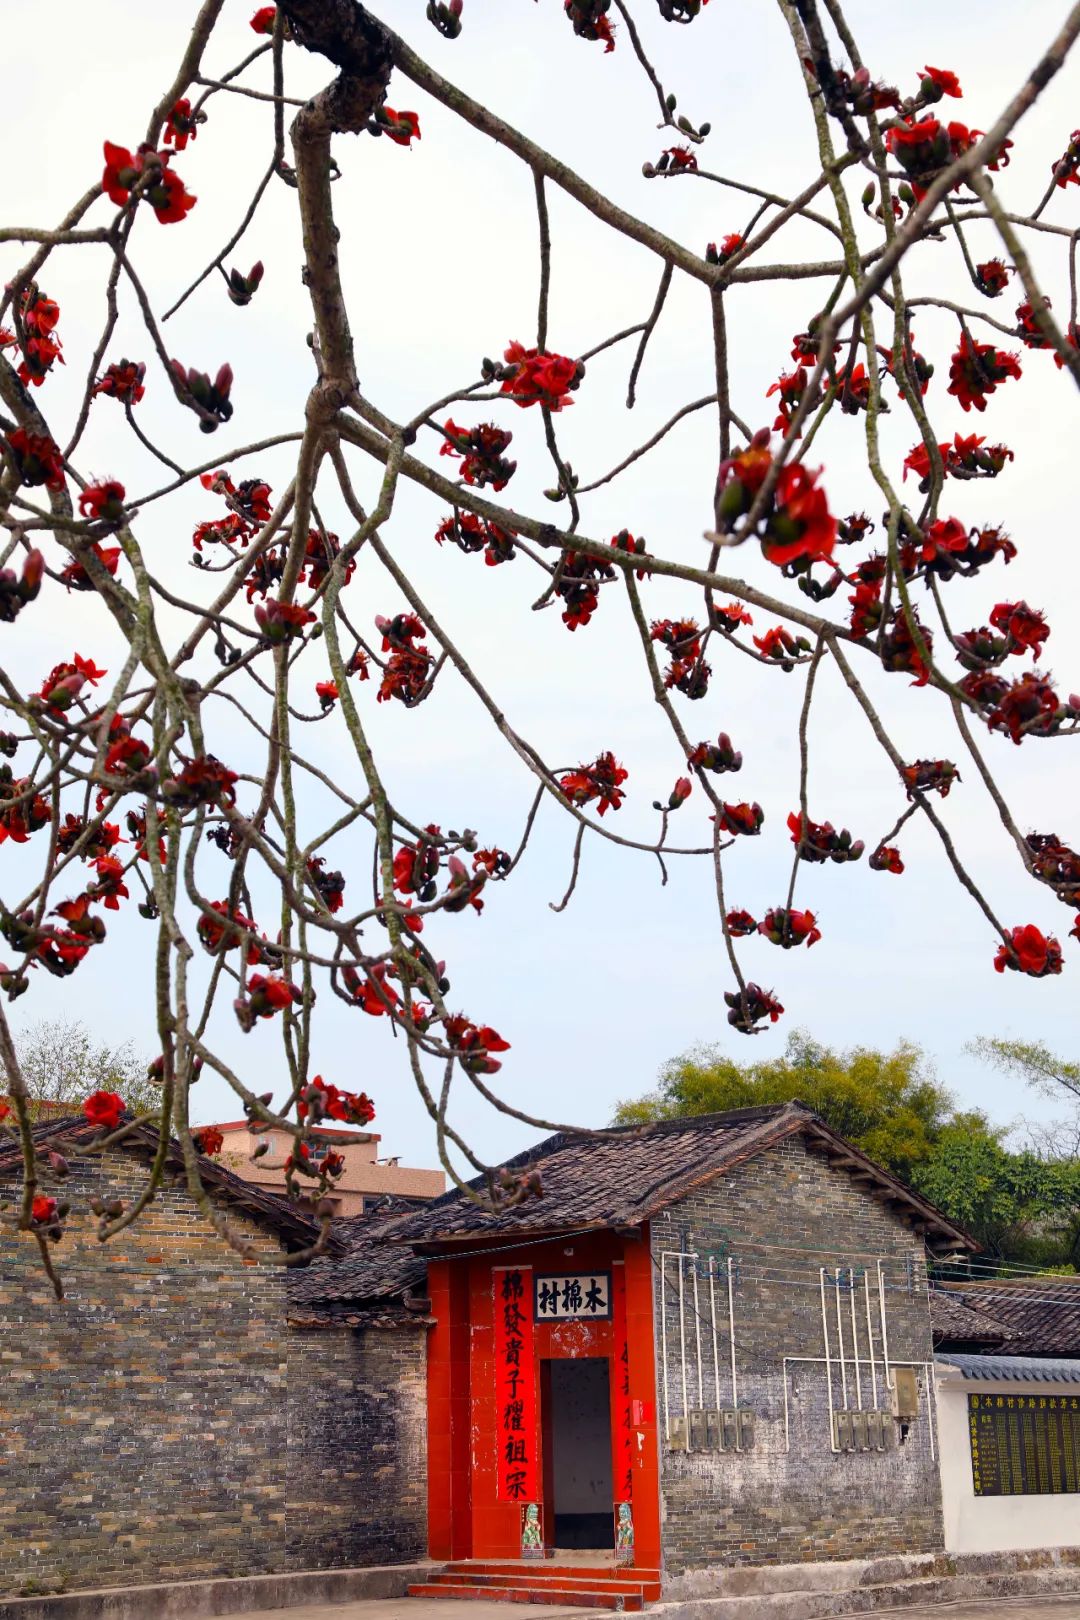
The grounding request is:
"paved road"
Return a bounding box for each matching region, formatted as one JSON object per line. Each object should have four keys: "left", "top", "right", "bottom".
{"left": 216, "top": 1597, "right": 1080, "bottom": 1620}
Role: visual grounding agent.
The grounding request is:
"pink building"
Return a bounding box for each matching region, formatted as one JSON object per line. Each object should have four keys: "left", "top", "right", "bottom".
{"left": 210, "top": 1121, "right": 445, "bottom": 1217}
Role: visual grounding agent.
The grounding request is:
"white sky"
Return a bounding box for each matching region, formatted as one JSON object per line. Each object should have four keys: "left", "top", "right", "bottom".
{"left": 2, "top": 0, "right": 1078, "bottom": 1167}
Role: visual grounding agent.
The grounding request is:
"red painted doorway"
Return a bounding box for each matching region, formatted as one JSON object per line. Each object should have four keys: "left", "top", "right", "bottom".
{"left": 540, "top": 1356, "right": 614, "bottom": 1549}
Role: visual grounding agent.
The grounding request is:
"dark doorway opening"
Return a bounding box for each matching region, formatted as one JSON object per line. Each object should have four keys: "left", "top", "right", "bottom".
{"left": 540, "top": 1357, "right": 614, "bottom": 1550}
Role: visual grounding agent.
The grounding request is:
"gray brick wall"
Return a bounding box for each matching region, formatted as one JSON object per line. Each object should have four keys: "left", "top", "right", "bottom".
{"left": 0, "top": 1149, "right": 428, "bottom": 1597}
{"left": 651, "top": 1137, "right": 943, "bottom": 1570}
{"left": 285, "top": 1320, "right": 428, "bottom": 1569}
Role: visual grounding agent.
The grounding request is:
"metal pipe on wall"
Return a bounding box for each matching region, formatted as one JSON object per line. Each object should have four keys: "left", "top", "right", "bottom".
{"left": 727, "top": 1256, "right": 739, "bottom": 1426}
{"left": 864, "top": 1271, "right": 879, "bottom": 1409}
{"left": 833, "top": 1268, "right": 849, "bottom": 1409}
{"left": 692, "top": 1260, "right": 704, "bottom": 1409}
{"left": 848, "top": 1267, "right": 863, "bottom": 1410}
{"left": 818, "top": 1270, "right": 840, "bottom": 1453}
{"left": 678, "top": 1251, "right": 688, "bottom": 1440}
{"left": 708, "top": 1258, "right": 722, "bottom": 1415}
{"left": 660, "top": 1251, "right": 670, "bottom": 1441}
{"left": 877, "top": 1259, "right": 892, "bottom": 1390}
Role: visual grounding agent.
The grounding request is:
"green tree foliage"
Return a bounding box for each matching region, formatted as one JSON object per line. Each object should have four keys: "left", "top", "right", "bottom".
{"left": 614, "top": 1031, "right": 967, "bottom": 1181}
{"left": 9, "top": 1018, "right": 159, "bottom": 1121}
{"left": 616, "top": 1031, "right": 1080, "bottom": 1268}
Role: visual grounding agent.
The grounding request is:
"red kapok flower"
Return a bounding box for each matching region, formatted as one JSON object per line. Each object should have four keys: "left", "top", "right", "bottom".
{"left": 758, "top": 907, "right": 821, "bottom": 948}
{"left": 83, "top": 1090, "right": 125, "bottom": 1130}
{"left": 762, "top": 462, "right": 837, "bottom": 567}
{"left": 89, "top": 855, "right": 129, "bottom": 910}
{"left": 724, "top": 983, "right": 784, "bottom": 1034}
{"left": 83, "top": 1088, "right": 125, "bottom": 1127}
{"left": 250, "top": 4, "right": 276, "bottom": 31}
{"left": 725, "top": 909, "right": 758, "bottom": 936}
{"left": 869, "top": 844, "right": 905, "bottom": 875}
{"left": 444, "top": 1013, "right": 511, "bottom": 1074}
{"left": 975, "top": 259, "right": 1010, "bottom": 297}
{"left": 988, "top": 600, "right": 1049, "bottom": 658}
{"left": 499, "top": 341, "right": 581, "bottom": 411}
{"left": 31, "top": 1194, "right": 58, "bottom": 1224}
{"left": 921, "top": 65, "right": 963, "bottom": 99}
{"left": 78, "top": 480, "right": 126, "bottom": 523}
{"left": 947, "top": 332, "right": 1022, "bottom": 412}
{"left": 901, "top": 759, "right": 959, "bottom": 799}
{"left": 316, "top": 680, "right": 339, "bottom": 711}
{"left": 5, "top": 428, "right": 66, "bottom": 491}
{"left": 558, "top": 752, "right": 628, "bottom": 816}
{"left": 193, "top": 1126, "right": 225, "bottom": 1155}
{"left": 163, "top": 98, "right": 201, "bottom": 152}
{"left": 565, "top": 0, "right": 616, "bottom": 50}
{"left": 94, "top": 359, "right": 146, "bottom": 405}
{"left": 993, "top": 924, "right": 1063, "bottom": 978}
{"left": 379, "top": 108, "right": 421, "bottom": 147}
{"left": 101, "top": 142, "right": 196, "bottom": 225}
{"left": 716, "top": 801, "right": 764, "bottom": 837}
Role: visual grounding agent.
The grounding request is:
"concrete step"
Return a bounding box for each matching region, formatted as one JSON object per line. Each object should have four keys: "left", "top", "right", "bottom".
{"left": 663, "top": 1546, "right": 1080, "bottom": 1602}
{"left": 409, "top": 1581, "right": 646, "bottom": 1610}
{"left": 430, "top": 1573, "right": 661, "bottom": 1595}
{"left": 648, "top": 1563, "right": 1080, "bottom": 1620}
{"left": 0, "top": 1563, "right": 430, "bottom": 1620}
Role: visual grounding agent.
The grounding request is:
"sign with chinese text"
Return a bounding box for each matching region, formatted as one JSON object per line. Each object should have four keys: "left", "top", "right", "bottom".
{"left": 534, "top": 1272, "right": 612, "bottom": 1320}
{"left": 494, "top": 1268, "right": 538, "bottom": 1502}
{"left": 968, "top": 1391, "right": 1080, "bottom": 1496}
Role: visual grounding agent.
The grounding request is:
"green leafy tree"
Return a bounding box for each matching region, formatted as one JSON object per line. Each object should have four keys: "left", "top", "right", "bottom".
{"left": 617, "top": 1030, "right": 1080, "bottom": 1266}
{"left": 911, "top": 1126, "right": 1080, "bottom": 1266}
{"left": 614, "top": 1030, "right": 970, "bottom": 1182}
{"left": 9, "top": 1019, "right": 158, "bottom": 1121}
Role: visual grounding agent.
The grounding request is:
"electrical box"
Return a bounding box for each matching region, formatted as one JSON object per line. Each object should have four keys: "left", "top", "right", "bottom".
{"left": 833, "top": 1411, "right": 853, "bottom": 1451}
{"left": 669, "top": 1416, "right": 687, "bottom": 1451}
{"left": 721, "top": 1409, "right": 738, "bottom": 1450}
{"left": 866, "top": 1411, "right": 884, "bottom": 1451}
{"left": 738, "top": 1410, "right": 755, "bottom": 1450}
{"left": 705, "top": 1410, "right": 721, "bottom": 1450}
{"left": 851, "top": 1412, "right": 869, "bottom": 1452}
{"left": 890, "top": 1368, "right": 919, "bottom": 1420}
{"left": 689, "top": 1410, "right": 707, "bottom": 1451}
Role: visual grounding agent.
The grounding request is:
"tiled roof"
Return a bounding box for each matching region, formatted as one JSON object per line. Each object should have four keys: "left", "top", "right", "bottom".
{"left": 290, "top": 1197, "right": 429, "bottom": 1306}
{"left": 0, "top": 1114, "right": 334, "bottom": 1252}
{"left": 378, "top": 1103, "right": 974, "bottom": 1250}
{"left": 946, "top": 1278, "right": 1080, "bottom": 1357}
{"left": 929, "top": 1287, "right": 1012, "bottom": 1348}
{"left": 291, "top": 1102, "right": 975, "bottom": 1307}
{"left": 936, "top": 1352, "right": 1080, "bottom": 1384}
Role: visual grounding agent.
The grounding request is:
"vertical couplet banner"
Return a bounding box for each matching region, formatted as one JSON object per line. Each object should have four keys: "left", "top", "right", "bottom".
{"left": 611, "top": 1264, "right": 633, "bottom": 1502}
{"left": 493, "top": 1267, "right": 538, "bottom": 1502}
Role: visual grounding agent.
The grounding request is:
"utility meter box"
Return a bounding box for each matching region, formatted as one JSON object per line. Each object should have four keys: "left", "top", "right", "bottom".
{"left": 737, "top": 1410, "right": 755, "bottom": 1450}
{"left": 890, "top": 1368, "right": 919, "bottom": 1420}
{"left": 720, "top": 1409, "right": 738, "bottom": 1450}
{"left": 833, "top": 1411, "right": 853, "bottom": 1451}
{"left": 689, "top": 1410, "right": 708, "bottom": 1451}
{"left": 705, "top": 1410, "right": 722, "bottom": 1450}
{"left": 851, "top": 1412, "right": 869, "bottom": 1452}
{"left": 866, "top": 1411, "right": 885, "bottom": 1451}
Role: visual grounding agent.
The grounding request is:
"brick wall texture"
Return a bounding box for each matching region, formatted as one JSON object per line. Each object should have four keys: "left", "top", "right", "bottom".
{"left": 0, "top": 1148, "right": 427, "bottom": 1597}
{"left": 651, "top": 1137, "right": 943, "bottom": 1571}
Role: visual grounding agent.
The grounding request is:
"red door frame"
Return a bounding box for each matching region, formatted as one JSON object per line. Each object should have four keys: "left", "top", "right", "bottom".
{"left": 426, "top": 1226, "right": 661, "bottom": 1568}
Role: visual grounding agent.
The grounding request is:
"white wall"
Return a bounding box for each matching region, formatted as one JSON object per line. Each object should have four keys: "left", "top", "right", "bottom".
{"left": 936, "top": 1367, "right": 1080, "bottom": 1554}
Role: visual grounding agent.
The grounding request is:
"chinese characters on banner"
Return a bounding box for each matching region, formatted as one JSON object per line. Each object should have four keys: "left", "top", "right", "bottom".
{"left": 535, "top": 1272, "right": 612, "bottom": 1319}
{"left": 494, "top": 1268, "right": 538, "bottom": 1503}
{"left": 611, "top": 1265, "right": 633, "bottom": 1504}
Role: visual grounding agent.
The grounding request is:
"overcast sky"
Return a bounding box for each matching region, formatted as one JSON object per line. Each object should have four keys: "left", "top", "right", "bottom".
{"left": 3, "top": 0, "right": 1078, "bottom": 1170}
